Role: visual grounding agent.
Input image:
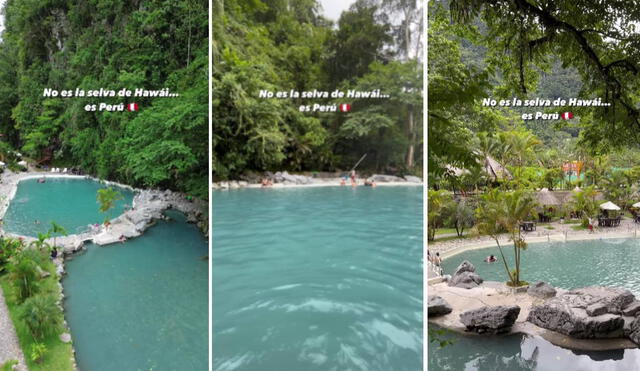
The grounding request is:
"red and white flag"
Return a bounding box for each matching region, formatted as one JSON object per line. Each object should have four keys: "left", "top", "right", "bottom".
{"left": 127, "top": 103, "right": 139, "bottom": 112}
{"left": 561, "top": 112, "right": 574, "bottom": 120}
{"left": 339, "top": 103, "right": 351, "bottom": 112}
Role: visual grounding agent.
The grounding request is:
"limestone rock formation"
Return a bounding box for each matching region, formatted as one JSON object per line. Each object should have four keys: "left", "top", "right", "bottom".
{"left": 448, "top": 260, "right": 483, "bottom": 289}
{"left": 527, "top": 286, "right": 634, "bottom": 339}
{"left": 428, "top": 295, "right": 452, "bottom": 317}
{"left": 369, "top": 174, "right": 406, "bottom": 183}
{"left": 460, "top": 305, "right": 521, "bottom": 334}
{"left": 528, "top": 281, "right": 557, "bottom": 298}
{"left": 403, "top": 175, "right": 422, "bottom": 183}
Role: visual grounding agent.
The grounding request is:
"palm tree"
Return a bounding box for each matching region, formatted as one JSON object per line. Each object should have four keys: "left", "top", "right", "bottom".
{"left": 97, "top": 187, "right": 124, "bottom": 223}
{"left": 476, "top": 189, "right": 537, "bottom": 286}
{"left": 48, "top": 222, "right": 67, "bottom": 248}
{"left": 499, "top": 130, "right": 541, "bottom": 167}
{"left": 570, "top": 186, "right": 598, "bottom": 219}
{"left": 29, "top": 232, "right": 51, "bottom": 252}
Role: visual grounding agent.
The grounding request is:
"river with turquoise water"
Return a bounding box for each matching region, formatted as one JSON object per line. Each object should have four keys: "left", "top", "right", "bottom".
{"left": 430, "top": 238, "right": 640, "bottom": 370}
{"left": 63, "top": 210, "right": 208, "bottom": 371}
{"left": 3, "top": 178, "right": 207, "bottom": 370}
{"left": 213, "top": 186, "right": 423, "bottom": 371}
{"left": 4, "top": 177, "right": 133, "bottom": 236}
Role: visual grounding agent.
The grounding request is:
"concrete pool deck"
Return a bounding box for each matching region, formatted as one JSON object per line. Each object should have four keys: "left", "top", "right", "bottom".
{"left": 429, "top": 219, "right": 640, "bottom": 261}
{"left": 429, "top": 281, "right": 638, "bottom": 351}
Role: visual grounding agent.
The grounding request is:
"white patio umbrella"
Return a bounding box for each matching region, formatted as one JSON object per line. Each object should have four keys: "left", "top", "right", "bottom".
{"left": 632, "top": 201, "right": 640, "bottom": 208}
{"left": 600, "top": 201, "right": 621, "bottom": 211}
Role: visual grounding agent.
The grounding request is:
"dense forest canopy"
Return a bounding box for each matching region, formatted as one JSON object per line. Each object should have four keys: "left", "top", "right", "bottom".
{"left": 212, "top": 0, "right": 423, "bottom": 180}
{"left": 429, "top": 0, "right": 640, "bottom": 189}
{"left": 0, "top": 0, "right": 208, "bottom": 199}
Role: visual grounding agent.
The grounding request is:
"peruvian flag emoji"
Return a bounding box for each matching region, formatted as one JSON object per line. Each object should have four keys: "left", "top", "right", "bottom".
{"left": 561, "top": 112, "right": 574, "bottom": 120}
{"left": 339, "top": 103, "right": 351, "bottom": 112}
{"left": 127, "top": 103, "right": 139, "bottom": 112}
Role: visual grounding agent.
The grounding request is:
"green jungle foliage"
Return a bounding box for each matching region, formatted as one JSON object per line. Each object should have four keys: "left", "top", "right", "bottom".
{"left": 213, "top": 0, "right": 423, "bottom": 179}
{"left": 0, "top": 0, "right": 208, "bottom": 199}
{"left": 429, "top": 0, "right": 640, "bottom": 193}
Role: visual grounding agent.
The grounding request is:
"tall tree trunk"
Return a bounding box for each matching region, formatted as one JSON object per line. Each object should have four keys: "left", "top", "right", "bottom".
{"left": 406, "top": 104, "right": 415, "bottom": 168}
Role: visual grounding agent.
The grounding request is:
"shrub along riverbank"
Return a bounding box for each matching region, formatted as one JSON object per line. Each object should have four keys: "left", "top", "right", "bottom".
{"left": 0, "top": 237, "right": 73, "bottom": 371}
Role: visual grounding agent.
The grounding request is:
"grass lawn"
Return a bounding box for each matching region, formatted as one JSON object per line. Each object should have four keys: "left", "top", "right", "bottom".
{"left": 571, "top": 225, "right": 587, "bottom": 231}
{"left": 435, "top": 228, "right": 457, "bottom": 235}
{"left": 0, "top": 258, "right": 74, "bottom": 370}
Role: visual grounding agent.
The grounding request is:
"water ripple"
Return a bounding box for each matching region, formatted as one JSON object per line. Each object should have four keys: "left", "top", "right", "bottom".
{"left": 213, "top": 187, "right": 422, "bottom": 371}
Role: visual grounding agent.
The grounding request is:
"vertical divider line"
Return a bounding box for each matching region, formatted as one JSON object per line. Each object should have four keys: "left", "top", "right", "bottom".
{"left": 423, "top": 2, "right": 428, "bottom": 370}
{"left": 208, "top": 0, "right": 213, "bottom": 369}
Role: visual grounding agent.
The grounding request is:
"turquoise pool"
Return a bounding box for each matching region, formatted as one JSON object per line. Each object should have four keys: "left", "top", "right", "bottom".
{"left": 4, "top": 177, "right": 133, "bottom": 236}
{"left": 441, "top": 238, "right": 640, "bottom": 295}
{"left": 431, "top": 238, "right": 640, "bottom": 370}
{"left": 63, "top": 211, "right": 208, "bottom": 371}
{"left": 213, "top": 186, "right": 422, "bottom": 371}
{"left": 428, "top": 325, "right": 640, "bottom": 370}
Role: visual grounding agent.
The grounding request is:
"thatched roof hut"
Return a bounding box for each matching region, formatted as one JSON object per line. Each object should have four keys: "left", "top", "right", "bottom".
{"left": 483, "top": 155, "right": 511, "bottom": 181}
{"left": 537, "top": 188, "right": 561, "bottom": 206}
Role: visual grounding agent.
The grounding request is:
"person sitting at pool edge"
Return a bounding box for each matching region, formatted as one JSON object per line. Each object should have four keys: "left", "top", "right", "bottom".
{"left": 261, "top": 178, "right": 273, "bottom": 187}
{"left": 485, "top": 254, "right": 497, "bottom": 263}
{"left": 364, "top": 179, "right": 376, "bottom": 187}
{"left": 50, "top": 247, "right": 58, "bottom": 260}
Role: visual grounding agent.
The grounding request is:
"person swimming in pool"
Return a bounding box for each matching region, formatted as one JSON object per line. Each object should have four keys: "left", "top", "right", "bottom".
{"left": 485, "top": 255, "right": 497, "bottom": 263}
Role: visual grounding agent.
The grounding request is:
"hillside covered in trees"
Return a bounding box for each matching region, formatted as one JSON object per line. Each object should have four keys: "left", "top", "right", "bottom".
{"left": 0, "top": 0, "right": 208, "bottom": 199}
{"left": 429, "top": 0, "right": 640, "bottom": 190}
{"left": 213, "top": 0, "right": 423, "bottom": 180}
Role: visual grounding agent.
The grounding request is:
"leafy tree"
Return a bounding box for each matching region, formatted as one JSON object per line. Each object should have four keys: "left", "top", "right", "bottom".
{"left": 449, "top": 0, "right": 640, "bottom": 153}
{"left": 214, "top": 0, "right": 423, "bottom": 178}
{"left": 428, "top": 2, "right": 487, "bottom": 177}
{"left": 427, "top": 189, "right": 454, "bottom": 241}
{"left": 602, "top": 171, "right": 634, "bottom": 210}
{"left": 570, "top": 186, "right": 598, "bottom": 220}
{"left": 543, "top": 168, "right": 563, "bottom": 190}
{"left": 449, "top": 198, "right": 475, "bottom": 237}
{"left": 0, "top": 0, "right": 208, "bottom": 199}
{"left": 0, "top": 238, "right": 23, "bottom": 274}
